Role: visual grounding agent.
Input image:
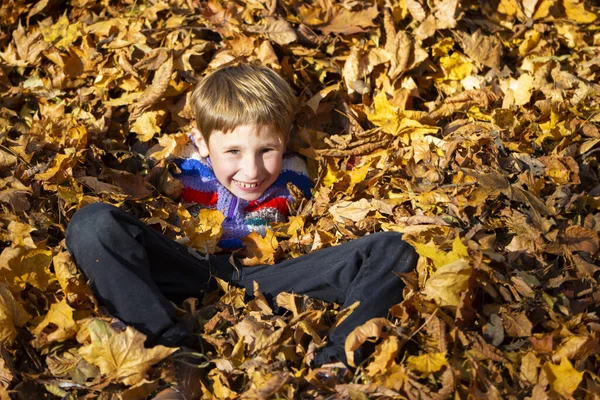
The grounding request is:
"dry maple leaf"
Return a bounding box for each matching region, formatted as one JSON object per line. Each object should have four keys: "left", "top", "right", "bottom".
{"left": 78, "top": 319, "right": 176, "bottom": 386}
{"left": 454, "top": 30, "right": 502, "bottom": 70}
{"left": 241, "top": 230, "right": 279, "bottom": 266}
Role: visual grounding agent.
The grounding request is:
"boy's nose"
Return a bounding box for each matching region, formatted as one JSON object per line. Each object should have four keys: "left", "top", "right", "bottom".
{"left": 242, "top": 155, "right": 262, "bottom": 179}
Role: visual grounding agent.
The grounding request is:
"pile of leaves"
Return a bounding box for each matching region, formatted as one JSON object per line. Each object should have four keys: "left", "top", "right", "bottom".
{"left": 1, "top": 0, "right": 600, "bottom": 398}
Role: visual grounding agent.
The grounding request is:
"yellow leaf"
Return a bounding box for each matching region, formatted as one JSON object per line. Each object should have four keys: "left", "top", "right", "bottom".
{"left": 323, "top": 159, "right": 343, "bottom": 188}
{"left": 0, "top": 247, "right": 53, "bottom": 291}
{"left": 4, "top": 221, "right": 35, "bottom": 248}
{"left": 34, "top": 150, "right": 76, "bottom": 184}
{"left": 179, "top": 208, "right": 225, "bottom": 254}
{"left": 507, "top": 73, "right": 535, "bottom": 106}
{"left": 33, "top": 299, "right": 78, "bottom": 346}
{"left": 209, "top": 369, "right": 238, "bottom": 399}
{"left": 377, "top": 363, "right": 406, "bottom": 391}
{"left": 78, "top": 319, "right": 176, "bottom": 386}
{"left": 366, "top": 336, "right": 401, "bottom": 377}
{"left": 368, "top": 92, "right": 438, "bottom": 143}
{"left": 424, "top": 258, "right": 472, "bottom": 307}
{"left": 563, "top": 0, "right": 597, "bottom": 24}
{"left": 432, "top": 37, "right": 455, "bottom": 57}
{"left": 272, "top": 215, "right": 305, "bottom": 238}
{"left": 0, "top": 283, "right": 31, "bottom": 344}
{"left": 130, "top": 111, "right": 166, "bottom": 142}
{"left": 40, "top": 14, "right": 82, "bottom": 50}
{"left": 368, "top": 91, "right": 401, "bottom": 135}
{"left": 519, "top": 30, "right": 542, "bottom": 57}
{"left": 146, "top": 132, "right": 191, "bottom": 160}
{"left": 53, "top": 251, "right": 91, "bottom": 303}
{"left": 543, "top": 357, "right": 584, "bottom": 397}
{"left": 536, "top": 110, "right": 572, "bottom": 145}
{"left": 345, "top": 318, "right": 393, "bottom": 367}
{"left": 242, "top": 230, "right": 278, "bottom": 266}
{"left": 497, "top": 0, "right": 520, "bottom": 16}
{"left": 533, "top": 0, "right": 555, "bottom": 19}
{"left": 439, "top": 53, "right": 474, "bottom": 81}
{"left": 406, "top": 352, "right": 447, "bottom": 376}
{"left": 414, "top": 236, "right": 469, "bottom": 270}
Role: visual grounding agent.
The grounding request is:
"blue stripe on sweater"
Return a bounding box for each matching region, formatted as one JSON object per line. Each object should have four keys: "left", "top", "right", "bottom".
{"left": 274, "top": 171, "right": 312, "bottom": 198}
{"left": 176, "top": 158, "right": 215, "bottom": 178}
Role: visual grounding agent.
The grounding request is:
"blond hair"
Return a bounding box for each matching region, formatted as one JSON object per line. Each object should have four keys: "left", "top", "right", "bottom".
{"left": 190, "top": 64, "right": 297, "bottom": 142}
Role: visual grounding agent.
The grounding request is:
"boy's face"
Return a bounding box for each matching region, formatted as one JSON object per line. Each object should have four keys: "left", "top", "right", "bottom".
{"left": 191, "top": 124, "right": 286, "bottom": 202}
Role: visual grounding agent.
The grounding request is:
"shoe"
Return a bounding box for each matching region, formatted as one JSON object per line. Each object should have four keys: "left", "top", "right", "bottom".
{"left": 153, "top": 348, "right": 209, "bottom": 400}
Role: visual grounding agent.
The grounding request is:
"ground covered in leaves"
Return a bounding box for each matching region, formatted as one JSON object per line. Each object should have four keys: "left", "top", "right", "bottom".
{"left": 1, "top": 0, "right": 600, "bottom": 398}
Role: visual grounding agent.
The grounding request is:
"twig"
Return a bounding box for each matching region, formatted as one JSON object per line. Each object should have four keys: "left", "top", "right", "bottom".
{"left": 140, "top": 26, "right": 214, "bottom": 33}
{"left": 408, "top": 308, "right": 440, "bottom": 341}
{"left": 438, "top": 181, "right": 478, "bottom": 189}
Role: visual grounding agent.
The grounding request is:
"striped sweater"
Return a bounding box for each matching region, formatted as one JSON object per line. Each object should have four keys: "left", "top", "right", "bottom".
{"left": 174, "top": 147, "right": 312, "bottom": 250}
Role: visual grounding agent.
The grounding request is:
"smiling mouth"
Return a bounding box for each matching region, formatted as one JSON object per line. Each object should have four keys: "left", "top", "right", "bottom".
{"left": 233, "top": 180, "right": 262, "bottom": 189}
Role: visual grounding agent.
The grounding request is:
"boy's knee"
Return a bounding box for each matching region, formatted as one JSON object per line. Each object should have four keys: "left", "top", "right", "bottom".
{"left": 66, "top": 203, "right": 120, "bottom": 250}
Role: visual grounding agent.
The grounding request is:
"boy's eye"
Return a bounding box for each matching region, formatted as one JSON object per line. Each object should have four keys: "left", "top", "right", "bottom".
{"left": 261, "top": 148, "right": 273, "bottom": 154}
{"left": 227, "top": 149, "right": 240, "bottom": 155}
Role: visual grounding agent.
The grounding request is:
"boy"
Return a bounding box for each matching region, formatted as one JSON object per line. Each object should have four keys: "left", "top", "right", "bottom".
{"left": 66, "top": 64, "right": 418, "bottom": 397}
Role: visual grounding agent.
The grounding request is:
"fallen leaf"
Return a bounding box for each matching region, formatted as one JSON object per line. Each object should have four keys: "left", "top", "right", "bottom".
{"left": 543, "top": 357, "right": 583, "bottom": 397}
{"left": 345, "top": 318, "right": 393, "bottom": 367}
{"left": 0, "top": 283, "right": 31, "bottom": 344}
{"left": 246, "top": 17, "right": 297, "bottom": 45}
{"left": 424, "top": 258, "right": 472, "bottom": 307}
{"left": 33, "top": 299, "right": 78, "bottom": 347}
{"left": 502, "top": 311, "right": 533, "bottom": 337}
{"left": 406, "top": 352, "right": 447, "bottom": 376}
{"left": 563, "top": 0, "right": 597, "bottom": 24}
{"left": 78, "top": 319, "right": 176, "bottom": 386}
{"left": 241, "top": 229, "right": 278, "bottom": 266}
{"left": 0, "top": 247, "right": 53, "bottom": 291}
{"left": 562, "top": 226, "right": 600, "bottom": 254}
{"left": 413, "top": 236, "right": 469, "bottom": 270}
{"left": 329, "top": 199, "right": 372, "bottom": 223}
{"left": 179, "top": 207, "right": 225, "bottom": 254}
{"left": 454, "top": 30, "right": 502, "bottom": 69}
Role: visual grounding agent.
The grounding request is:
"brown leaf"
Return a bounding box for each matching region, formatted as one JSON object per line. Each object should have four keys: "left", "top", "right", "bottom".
{"left": 329, "top": 199, "right": 373, "bottom": 223}
{"left": 434, "top": 0, "right": 460, "bottom": 29}
{"left": 454, "top": 30, "right": 502, "bottom": 69}
{"left": 320, "top": 3, "right": 378, "bottom": 35}
{"left": 246, "top": 17, "right": 297, "bottom": 45}
{"left": 502, "top": 311, "right": 532, "bottom": 337}
{"left": 131, "top": 53, "right": 173, "bottom": 116}
{"left": 0, "top": 150, "right": 17, "bottom": 171}
{"left": 562, "top": 226, "right": 600, "bottom": 254}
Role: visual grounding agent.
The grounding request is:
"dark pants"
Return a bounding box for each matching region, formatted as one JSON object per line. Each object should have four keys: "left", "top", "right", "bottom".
{"left": 65, "top": 202, "right": 417, "bottom": 367}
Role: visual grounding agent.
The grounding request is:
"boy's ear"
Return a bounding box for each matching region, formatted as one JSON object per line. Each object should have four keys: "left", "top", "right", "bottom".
{"left": 191, "top": 128, "right": 210, "bottom": 158}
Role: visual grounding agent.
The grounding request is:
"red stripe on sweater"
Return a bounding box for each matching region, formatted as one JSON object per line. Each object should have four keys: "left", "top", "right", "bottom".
{"left": 246, "top": 197, "right": 289, "bottom": 215}
{"left": 182, "top": 188, "right": 218, "bottom": 206}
